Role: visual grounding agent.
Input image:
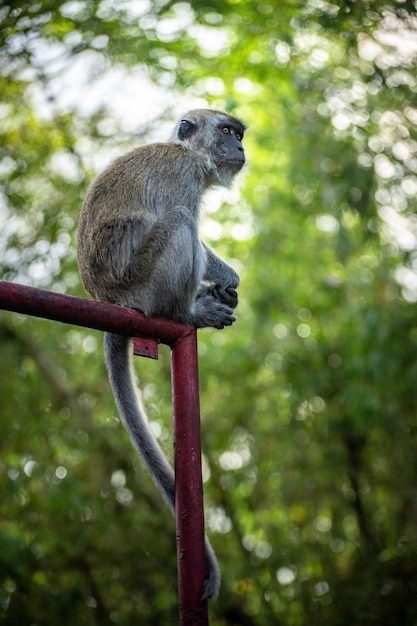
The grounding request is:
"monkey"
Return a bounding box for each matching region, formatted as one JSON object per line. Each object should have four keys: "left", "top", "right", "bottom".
{"left": 77, "top": 109, "right": 246, "bottom": 600}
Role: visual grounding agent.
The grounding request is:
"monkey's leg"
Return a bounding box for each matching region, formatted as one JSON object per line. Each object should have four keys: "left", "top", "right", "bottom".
{"left": 124, "top": 207, "right": 236, "bottom": 329}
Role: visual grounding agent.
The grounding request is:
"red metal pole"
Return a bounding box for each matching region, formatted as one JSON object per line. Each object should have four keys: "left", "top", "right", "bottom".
{"left": 0, "top": 280, "right": 186, "bottom": 346}
{"left": 171, "top": 329, "right": 209, "bottom": 626}
{"left": 0, "top": 281, "right": 210, "bottom": 623}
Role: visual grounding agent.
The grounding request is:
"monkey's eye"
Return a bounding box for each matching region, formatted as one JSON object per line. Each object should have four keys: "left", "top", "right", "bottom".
{"left": 236, "top": 132, "right": 243, "bottom": 141}
{"left": 222, "top": 127, "right": 230, "bottom": 135}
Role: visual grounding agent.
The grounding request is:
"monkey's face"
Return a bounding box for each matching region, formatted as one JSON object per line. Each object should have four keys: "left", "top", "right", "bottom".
{"left": 174, "top": 109, "right": 247, "bottom": 186}
{"left": 214, "top": 123, "right": 245, "bottom": 173}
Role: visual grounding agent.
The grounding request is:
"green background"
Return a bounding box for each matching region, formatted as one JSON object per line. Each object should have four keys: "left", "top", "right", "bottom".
{"left": 1, "top": 1, "right": 417, "bottom": 624}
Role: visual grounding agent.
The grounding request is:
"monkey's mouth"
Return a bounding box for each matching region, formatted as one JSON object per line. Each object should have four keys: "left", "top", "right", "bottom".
{"left": 226, "top": 158, "right": 245, "bottom": 171}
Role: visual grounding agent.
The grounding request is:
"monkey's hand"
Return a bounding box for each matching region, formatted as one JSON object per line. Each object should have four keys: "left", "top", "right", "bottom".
{"left": 212, "top": 285, "right": 238, "bottom": 309}
{"left": 198, "top": 282, "right": 239, "bottom": 309}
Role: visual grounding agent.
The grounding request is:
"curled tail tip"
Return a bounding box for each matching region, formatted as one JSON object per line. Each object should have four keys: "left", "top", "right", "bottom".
{"left": 200, "top": 584, "right": 217, "bottom": 602}
{"left": 200, "top": 573, "right": 221, "bottom": 601}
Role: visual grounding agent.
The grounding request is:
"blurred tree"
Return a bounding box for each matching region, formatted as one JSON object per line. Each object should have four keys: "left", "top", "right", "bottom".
{"left": 1, "top": 1, "right": 417, "bottom": 624}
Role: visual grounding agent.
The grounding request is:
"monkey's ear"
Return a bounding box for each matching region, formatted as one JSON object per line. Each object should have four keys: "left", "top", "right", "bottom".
{"left": 178, "top": 119, "right": 196, "bottom": 141}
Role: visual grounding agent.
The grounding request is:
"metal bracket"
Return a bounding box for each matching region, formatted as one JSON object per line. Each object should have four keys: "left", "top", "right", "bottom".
{"left": 133, "top": 336, "right": 159, "bottom": 359}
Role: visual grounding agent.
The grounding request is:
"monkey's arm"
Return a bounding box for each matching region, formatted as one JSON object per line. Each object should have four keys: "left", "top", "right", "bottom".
{"left": 200, "top": 242, "right": 240, "bottom": 309}
{"left": 202, "top": 242, "right": 240, "bottom": 287}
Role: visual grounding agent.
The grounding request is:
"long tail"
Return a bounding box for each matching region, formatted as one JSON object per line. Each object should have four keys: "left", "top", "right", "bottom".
{"left": 103, "top": 332, "right": 220, "bottom": 599}
{"left": 104, "top": 332, "right": 175, "bottom": 509}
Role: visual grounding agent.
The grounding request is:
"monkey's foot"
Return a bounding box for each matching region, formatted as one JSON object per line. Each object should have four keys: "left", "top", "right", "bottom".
{"left": 192, "top": 295, "right": 236, "bottom": 329}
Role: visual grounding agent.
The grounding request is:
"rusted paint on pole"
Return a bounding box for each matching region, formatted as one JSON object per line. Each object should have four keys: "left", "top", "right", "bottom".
{"left": 172, "top": 329, "right": 209, "bottom": 626}
{"left": 0, "top": 280, "right": 210, "bottom": 625}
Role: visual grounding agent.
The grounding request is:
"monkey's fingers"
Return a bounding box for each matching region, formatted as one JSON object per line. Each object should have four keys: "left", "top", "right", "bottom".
{"left": 220, "top": 315, "right": 236, "bottom": 328}
{"left": 225, "top": 286, "right": 239, "bottom": 308}
{"left": 208, "top": 304, "right": 236, "bottom": 329}
{"left": 218, "top": 305, "right": 236, "bottom": 328}
{"left": 213, "top": 285, "right": 239, "bottom": 309}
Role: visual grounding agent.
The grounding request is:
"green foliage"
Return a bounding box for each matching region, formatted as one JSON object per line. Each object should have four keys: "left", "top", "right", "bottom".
{"left": 2, "top": 1, "right": 417, "bottom": 624}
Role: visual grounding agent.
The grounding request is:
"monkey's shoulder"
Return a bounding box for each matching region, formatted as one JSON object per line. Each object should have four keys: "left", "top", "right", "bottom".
{"left": 112, "top": 142, "right": 204, "bottom": 177}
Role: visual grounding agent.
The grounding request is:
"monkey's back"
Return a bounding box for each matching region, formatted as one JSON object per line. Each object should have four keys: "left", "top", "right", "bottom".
{"left": 82, "top": 143, "right": 205, "bottom": 219}
{"left": 77, "top": 142, "right": 207, "bottom": 300}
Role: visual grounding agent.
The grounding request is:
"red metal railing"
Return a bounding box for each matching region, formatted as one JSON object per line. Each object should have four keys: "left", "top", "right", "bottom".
{"left": 0, "top": 280, "right": 209, "bottom": 626}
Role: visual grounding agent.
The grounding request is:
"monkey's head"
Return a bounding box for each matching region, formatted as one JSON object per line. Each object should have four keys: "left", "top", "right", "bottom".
{"left": 171, "top": 109, "right": 247, "bottom": 187}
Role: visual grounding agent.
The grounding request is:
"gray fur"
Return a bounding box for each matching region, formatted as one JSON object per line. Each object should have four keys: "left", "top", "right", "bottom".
{"left": 77, "top": 109, "right": 246, "bottom": 600}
